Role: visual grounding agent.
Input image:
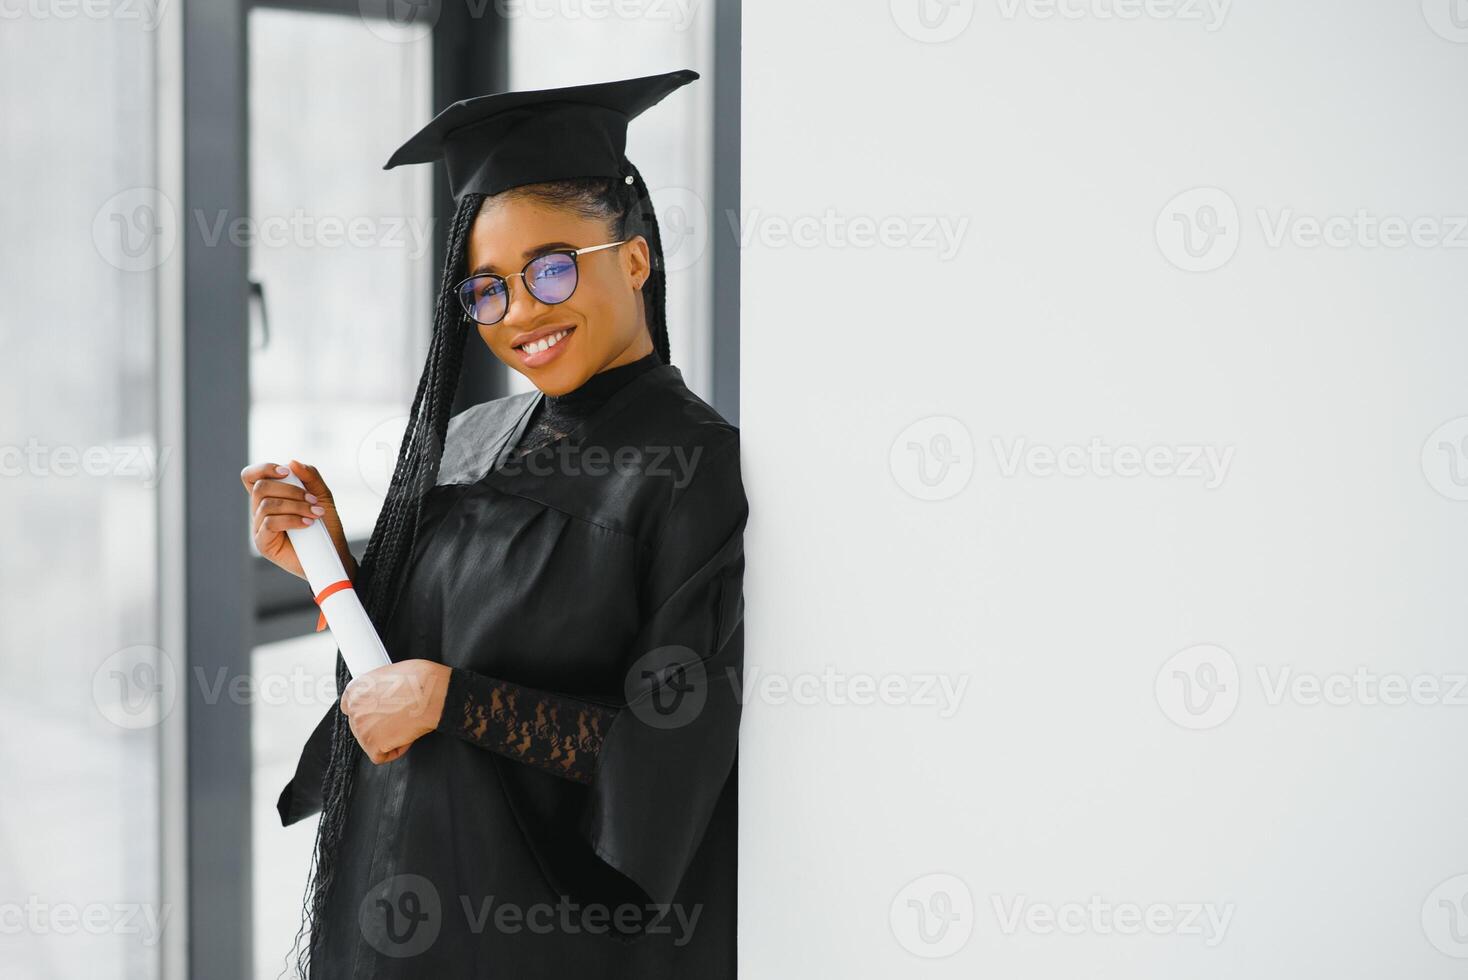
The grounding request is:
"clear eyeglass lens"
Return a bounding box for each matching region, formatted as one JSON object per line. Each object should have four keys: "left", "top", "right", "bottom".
{"left": 525, "top": 252, "right": 578, "bottom": 304}
{"left": 460, "top": 275, "right": 509, "bottom": 324}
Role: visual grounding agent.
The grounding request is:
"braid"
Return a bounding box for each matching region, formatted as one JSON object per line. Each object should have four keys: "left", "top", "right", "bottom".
{"left": 286, "top": 191, "right": 485, "bottom": 979}
{"left": 620, "top": 161, "right": 671, "bottom": 365}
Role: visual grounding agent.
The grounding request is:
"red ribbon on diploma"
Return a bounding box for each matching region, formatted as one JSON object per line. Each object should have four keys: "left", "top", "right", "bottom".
{"left": 313, "top": 579, "right": 354, "bottom": 632}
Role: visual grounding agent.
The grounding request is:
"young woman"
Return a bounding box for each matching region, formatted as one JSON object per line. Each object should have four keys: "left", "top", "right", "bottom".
{"left": 239, "top": 70, "right": 746, "bottom": 978}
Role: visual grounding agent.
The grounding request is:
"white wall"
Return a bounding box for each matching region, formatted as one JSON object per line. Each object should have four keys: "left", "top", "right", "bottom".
{"left": 740, "top": 3, "right": 1468, "bottom": 977}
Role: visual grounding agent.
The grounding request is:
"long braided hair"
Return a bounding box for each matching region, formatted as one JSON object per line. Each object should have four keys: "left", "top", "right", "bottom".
{"left": 287, "top": 160, "right": 669, "bottom": 977}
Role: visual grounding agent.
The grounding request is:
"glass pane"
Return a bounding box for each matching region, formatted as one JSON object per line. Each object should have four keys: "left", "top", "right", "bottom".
{"left": 508, "top": 4, "right": 716, "bottom": 398}
{"left": 248, "top": 8, "right": 434, "bottom": 541}
{"left": 0, "top": 15, "right": 162, "bottom": 980}
{"left": 250, "top": 632, "right": 337, "bottom": 979}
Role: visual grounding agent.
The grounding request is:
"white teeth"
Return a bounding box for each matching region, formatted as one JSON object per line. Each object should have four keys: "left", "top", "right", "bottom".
{"left": 523, "top": 329, "right": 569, "bottom": 355}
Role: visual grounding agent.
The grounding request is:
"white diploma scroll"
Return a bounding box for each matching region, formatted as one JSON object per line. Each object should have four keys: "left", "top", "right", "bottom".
{"left": 280, "top": 473, "right": 392, "bottom": 678}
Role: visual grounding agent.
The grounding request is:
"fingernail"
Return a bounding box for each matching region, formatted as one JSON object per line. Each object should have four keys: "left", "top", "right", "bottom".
{"left": 275, "top": 465, "right": 289, "bottom": 476}
{"left": 302, "top": 517, "right": 314, "bottom": 525}
{"left": 305, "top": 493, "right": 318, "bottom": 503}
{"left": 311, "top": 505, "right": 325, "bottom": 516}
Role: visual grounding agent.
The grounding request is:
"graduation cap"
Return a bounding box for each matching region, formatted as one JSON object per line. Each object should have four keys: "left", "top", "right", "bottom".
{"left": 384, "top": 68, "right": 699, "bottom": 200}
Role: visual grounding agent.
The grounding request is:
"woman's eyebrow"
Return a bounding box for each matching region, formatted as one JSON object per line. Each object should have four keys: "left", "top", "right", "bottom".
{"left": 522, "top": 240, "right": 577, "bottom": 259}
{"left": 468, "top": 242, "right": 578, "bottom": 277}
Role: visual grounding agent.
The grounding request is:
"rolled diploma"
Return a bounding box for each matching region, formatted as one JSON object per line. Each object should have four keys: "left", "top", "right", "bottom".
{"left": 279, "top": 473, "right": 392, "bottom": 678}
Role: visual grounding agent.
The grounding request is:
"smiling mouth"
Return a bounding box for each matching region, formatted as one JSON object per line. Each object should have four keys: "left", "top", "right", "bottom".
{"left": 515, "top": 326, "right": 575, "bottom": 354}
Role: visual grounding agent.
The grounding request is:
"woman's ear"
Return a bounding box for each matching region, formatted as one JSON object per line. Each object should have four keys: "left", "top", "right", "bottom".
{"left": 624, "top": 234, "right": 652, "bottom": 290}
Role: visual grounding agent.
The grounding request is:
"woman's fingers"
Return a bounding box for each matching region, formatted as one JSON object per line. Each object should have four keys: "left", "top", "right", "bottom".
{"left": 288, "top": 459, "right": 334, "bottom": 502}
{"left": 252, "top": 496, "right": 325, "bottom": 535}
{"left": 240, "top": 461, "right": 290, "bottom": 491}
{"left": 242, "top": 462, "right": 323, "bottom": 509}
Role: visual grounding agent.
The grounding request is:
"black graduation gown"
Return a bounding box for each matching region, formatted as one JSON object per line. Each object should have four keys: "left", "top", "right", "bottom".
{"left": 277, "top": 362, "right": 747, "bottom": 978}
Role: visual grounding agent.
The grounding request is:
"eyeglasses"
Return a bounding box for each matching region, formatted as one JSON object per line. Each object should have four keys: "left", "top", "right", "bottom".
{"left": 454, "top": 240, "right": 626, "bottom": 326}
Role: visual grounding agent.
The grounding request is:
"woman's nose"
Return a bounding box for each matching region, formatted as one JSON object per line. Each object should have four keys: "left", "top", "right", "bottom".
{"left": 499, "top": 277, "right": 549, "bottom": 330}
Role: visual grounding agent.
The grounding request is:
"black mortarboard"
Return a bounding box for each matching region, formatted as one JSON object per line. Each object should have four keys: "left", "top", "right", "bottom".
{"left": 383, "top": 68, "right": 699, "bottom": 200}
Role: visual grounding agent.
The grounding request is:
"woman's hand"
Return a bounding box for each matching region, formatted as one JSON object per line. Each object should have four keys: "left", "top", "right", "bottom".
{"left": 239, "top": 459, "right": 355, "bottom": 581}
{"left": 340, "top": 660, "right": 452, "bottom": 764}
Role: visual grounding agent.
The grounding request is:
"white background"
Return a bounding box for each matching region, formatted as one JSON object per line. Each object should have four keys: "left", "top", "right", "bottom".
{"left": 740, "top": 1, "right": 1468, "bottom": 976}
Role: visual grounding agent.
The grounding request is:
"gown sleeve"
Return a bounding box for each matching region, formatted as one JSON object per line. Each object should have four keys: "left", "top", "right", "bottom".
{"left": 577, "top": 435, "right": 748, "bottom": 908}
{"left": 434, "top": 668, "right": 617, "bottom": 784}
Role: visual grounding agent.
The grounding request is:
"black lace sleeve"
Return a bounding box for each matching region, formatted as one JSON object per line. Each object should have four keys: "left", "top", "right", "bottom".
{"left": 435, "top": 667, "right": 616, "bottom": 785}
